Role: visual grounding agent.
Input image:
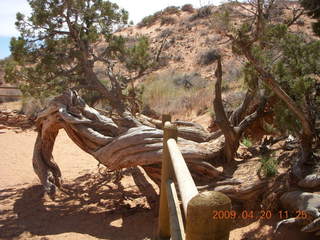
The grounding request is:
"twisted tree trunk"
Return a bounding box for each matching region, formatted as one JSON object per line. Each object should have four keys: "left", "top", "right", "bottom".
{"left": 32, "top": 60, "right": 271, "bottom": 203}
{"left": 33, "top": 90, "right": 226, "bottom": 195}
{"left": 213, "top": 57, "right": 267, "bottom": 162}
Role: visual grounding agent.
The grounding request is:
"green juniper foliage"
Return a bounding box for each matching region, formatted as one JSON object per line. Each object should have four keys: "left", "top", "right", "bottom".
{"left": 225, "top": 3, "right": 320, "bottom": 137}
{"left": 5, "top": 0, "right": 152, "bottom": 107}
{"left": 259, "top": 155, "right": 278, "bottom": 177}
{"left": 209, "top": 1, "right": 319, "bottom": 158}
{"left": 241, "top": 137, "right": 253, "bottom": 148}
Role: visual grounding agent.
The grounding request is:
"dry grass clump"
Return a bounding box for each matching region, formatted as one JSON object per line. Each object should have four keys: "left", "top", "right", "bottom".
{"left": 138, "top": 6, "right": 180, "bottom": 28}
{"left": 181, "top": 4, "right": 195, "bottom": 13}
{"left": 189, "top": 6, "right": 212, "bottom": 21}
{"left": 158, "top": 29, "right": 173, "bottom": 38}
{"left": 138, "top": 12, "right": 162, "bottom": 28}
{"left": 163, "top": 6, "right": 180, "bottom": 15}
{"left": 141, "top": 71, "right": 213, "bottom": 118}
{"left": 161, "top": 16, "right": 176, "bottom": 26}
{"left": 198, "top": 49, "right": 220, "bottom": 65}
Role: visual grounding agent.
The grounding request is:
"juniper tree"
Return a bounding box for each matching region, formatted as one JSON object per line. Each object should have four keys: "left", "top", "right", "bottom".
{"left": 5, "top": 0, "right": 152, "bottom": 115}
{"left": 212, "top": 0, "right": 320, "bottom": 161}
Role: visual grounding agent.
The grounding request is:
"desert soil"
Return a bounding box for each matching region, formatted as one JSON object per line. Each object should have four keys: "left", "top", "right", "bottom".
{"left": 0, "top": 105, "right": 317, "bottom": 240}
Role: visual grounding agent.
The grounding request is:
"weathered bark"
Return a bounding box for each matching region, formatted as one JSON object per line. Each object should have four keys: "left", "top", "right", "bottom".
{"left": 213, "top": 57, "right": 266, "bottom": 162}
{"left": 33, "top": 90, "right": 226, "bottom": 194}
{"left": 229, "top": 89, "right": 256, "bottom": 126}
{"left": 213, "top": 58, "right": 240, "bottom": 162}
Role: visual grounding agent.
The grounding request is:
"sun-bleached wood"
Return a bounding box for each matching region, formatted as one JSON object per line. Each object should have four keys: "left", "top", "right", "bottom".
{"left": 158, "top": 120, "right": 177, "bottom": 238}
{"left": 167, "top": 138, "right": 198, "bottom": 215}
{"left": 166, "top": 179, "right": 185, "bottom": 240}
{"left": 185, "top": 191, "right": 232, "bottom": 240}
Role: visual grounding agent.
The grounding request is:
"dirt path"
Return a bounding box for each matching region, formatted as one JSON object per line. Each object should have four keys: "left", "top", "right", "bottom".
{"left": 0, "top": 128, "right": 158, "bottom": 240}
{"left": 0, "top": 128, "right": 317, "bottom": 240}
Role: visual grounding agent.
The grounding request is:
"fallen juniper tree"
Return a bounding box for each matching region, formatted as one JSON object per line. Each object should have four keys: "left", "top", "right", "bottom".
{"left": 32, "top": 58, "right": 271, "bottom": 203}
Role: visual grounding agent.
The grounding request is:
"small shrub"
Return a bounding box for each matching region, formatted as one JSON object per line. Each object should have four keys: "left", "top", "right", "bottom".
{"left": 172, "top": 72, "right": 207, "bottom": 89}
{"left": 160, "top": 16, "right": 176, "bottom": 26}
{"left": 211, "top": 6, "right": 232, "bottom": 32}
{"left": 221, "top": 81, "right": 230, "bottom": 91}
{"left": 182, "top": 4, "right": 194, "bottom": 13}
{"left": 259, "top": 156, "right": 278, "bottom": 177}
{"left": 189, "top": 6, "right": 212, "bottom": 21}
{"left": 159, "top": 29, "right": 173, "bottom": 38}
{"left": 198, "top": 6, "right": 212, "bottom": 17}
{"left": 241, "top": 137, "right": 253, "bottom": 148}
{"left": 163, "top": 6, "right": 180, "bottom": 15}
{"left": 125, "top": 35, "right": 153, "bottom": 74}
{"left": 157, "top": 56, "right": 170, "bottom": 67}
{"left": 138, "top": 11, "right": 162, "bottom": 28}
{"left": 138, "top": 15, "right": 157, "bottom": 28}
{"left": 263, "top": 121, "right": 277, "bottom": 134}
{"left": 198, "top": 49, "right": 220, "bottom": 65}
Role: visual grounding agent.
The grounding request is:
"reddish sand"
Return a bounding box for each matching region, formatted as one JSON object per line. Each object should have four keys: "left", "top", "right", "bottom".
{"left": 0, "top": 128, "right": 158, "bottom": 240}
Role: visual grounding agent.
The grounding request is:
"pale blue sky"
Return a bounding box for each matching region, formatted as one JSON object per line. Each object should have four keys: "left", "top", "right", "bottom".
{"left": 0, "top": 0, "right": 222, "bottom": 59}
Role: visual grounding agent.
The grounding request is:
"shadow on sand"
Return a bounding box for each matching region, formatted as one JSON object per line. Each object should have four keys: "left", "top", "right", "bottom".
{"left": 0, "top": 167, "right": 158, "bottom": 240}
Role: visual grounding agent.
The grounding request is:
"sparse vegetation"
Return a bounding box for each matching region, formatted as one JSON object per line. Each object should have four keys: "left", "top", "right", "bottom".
{"left": 262, "top": 121, "right": 277, "bottom": 134}
{"left": 198, "top": 49, "right": 220, "bottom": 65}
{"left": 181, "top": 4, "right": 194, "bottom": 13}
{"left": 259, "top": 155, "right": 278, "bottom": 177}
{"left": 163, "top": 6, "right": 180, "bottom": 15}
{"left": 241, "top": 137, "right": 253, "bottom": 148}
{"left": 137, "top": 6, "right": 180, "bottom": 28}
{"left": 160, "top": 16, "right": 176, "bottom": 26}
{"left": 141, "top": 71, "right": 211, "bottom": 117}
{"left": 189, "top": 6, "right": 212, "bottom": 21}
{"left": 124, "top": 35, "right": 153, "bottom": 74}
{"left": 158, "top": 29, "right": 173, "bottom": 38}
{"left": 138, "top": 13, "right": 160, "bottom": 28}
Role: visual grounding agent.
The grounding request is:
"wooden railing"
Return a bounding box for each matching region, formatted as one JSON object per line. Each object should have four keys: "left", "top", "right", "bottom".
{"left": 157, "top": 114, "right": 232, "bottom": 240}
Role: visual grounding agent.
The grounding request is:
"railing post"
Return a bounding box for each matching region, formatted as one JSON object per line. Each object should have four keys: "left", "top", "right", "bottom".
{"left": 161, "top": 114, "right": 171, "bottom": 127}
{"left": 185, "top": 191, "right": 232, "bottom": 240}
{"left": 158, "top": 114, "right": 177, "bottom": 239}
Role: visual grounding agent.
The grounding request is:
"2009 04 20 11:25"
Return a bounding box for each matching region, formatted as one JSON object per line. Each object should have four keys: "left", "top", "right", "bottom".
{"left": 212, "top": 210, "right": 308, "bottom": 220}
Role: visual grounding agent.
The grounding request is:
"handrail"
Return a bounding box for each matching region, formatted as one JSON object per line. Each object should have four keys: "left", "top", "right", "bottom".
{"left": 167, "top": 138, "right": 198, "bottom": 215}
{"left": 157, "top": 115, "right": 232, "bottom": 240}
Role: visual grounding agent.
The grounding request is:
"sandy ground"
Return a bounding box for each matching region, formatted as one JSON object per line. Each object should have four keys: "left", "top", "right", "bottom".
{"left": 0, "top": 128, "right": 158, "bottom": 240}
